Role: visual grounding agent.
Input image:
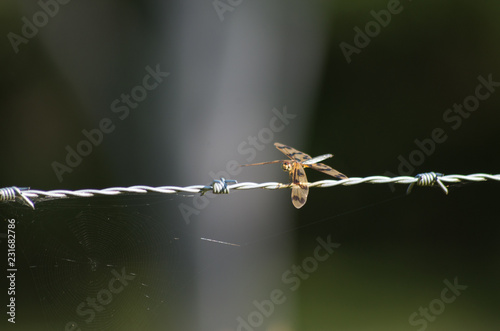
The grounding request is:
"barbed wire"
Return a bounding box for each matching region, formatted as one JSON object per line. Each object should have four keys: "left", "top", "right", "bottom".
{"left": 1, "top": 173, "right": 499, "bottom": 209}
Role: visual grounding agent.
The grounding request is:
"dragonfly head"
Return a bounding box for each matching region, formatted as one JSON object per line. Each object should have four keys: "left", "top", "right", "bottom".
{"left": 281, "top": 161, "right": 293, "bottom": 172}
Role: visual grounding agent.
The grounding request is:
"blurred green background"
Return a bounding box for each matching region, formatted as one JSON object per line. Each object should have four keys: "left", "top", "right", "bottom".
{"left": 1, "top": 0, "right": 499, "bottom": 330}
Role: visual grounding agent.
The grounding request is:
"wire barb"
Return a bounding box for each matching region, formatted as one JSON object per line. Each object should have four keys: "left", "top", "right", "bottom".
{"left": 0, "top": 186, "right": 35, "bottom": 209}
{"left": 406, "top": 172, "right": 448, "bottom": 195}
{"left": 201, "top": 177, "right": 238, "bottom": 195}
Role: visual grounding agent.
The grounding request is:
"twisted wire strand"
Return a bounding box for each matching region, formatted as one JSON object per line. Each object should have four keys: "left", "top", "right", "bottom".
{"left": 1, "top": 173, "right": 499, "bottom": 209}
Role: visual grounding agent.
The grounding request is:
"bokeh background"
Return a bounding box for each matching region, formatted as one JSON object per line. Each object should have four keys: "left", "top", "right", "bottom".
{"left": 1, "top": 0, "right": 500, "bottom": 330}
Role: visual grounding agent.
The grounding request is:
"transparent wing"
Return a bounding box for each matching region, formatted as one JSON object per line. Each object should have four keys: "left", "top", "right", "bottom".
{"left": 290, "top": 163, "right": 309, "bottom": 209}
{"left": 308, "top": 163, "right": 348, "bottom": 179}
{"left": 302, "top": 154, "right": 333, "bottom": 165}
{"left": 274, "top": 142, "right": 312, "bottom": 163}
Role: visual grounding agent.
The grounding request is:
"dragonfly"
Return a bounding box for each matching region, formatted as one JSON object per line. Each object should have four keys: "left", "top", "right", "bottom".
{"left": 241, "top": 142, "right": 347, "bottom": 208}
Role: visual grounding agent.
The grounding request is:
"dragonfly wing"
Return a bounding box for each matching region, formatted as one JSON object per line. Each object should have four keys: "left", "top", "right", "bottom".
{"left": 308, "top": 163, "right": 347, "bottom": 179}
{"left": 303, "top": 153, "right": 333, "bottom": 165}
{"left": 275, "top": 142, "right": 312, "bottom": 162}
{"left": 290, "top": 163, "right": 309, "bottom": 209}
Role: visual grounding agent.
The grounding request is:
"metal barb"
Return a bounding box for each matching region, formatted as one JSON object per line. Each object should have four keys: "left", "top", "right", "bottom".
{"left": 406, "top": 172, "right": 448, "bottom": 195}
{"left": 0, "top": 186, "right": 35, "bottom": 209}
{"left": 201, "top": 177, "right": 238, "bottom": 195}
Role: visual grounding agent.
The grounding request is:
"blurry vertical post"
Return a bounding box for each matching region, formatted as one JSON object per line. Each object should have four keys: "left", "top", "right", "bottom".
{"left": 212, "top": 0, "right": 244, "bottom": 22}
{"left": 178, "top": 106, "right": 296, "bottom": 224}
{"left": 236, "top": 235, "right": 340, "bottom": 330}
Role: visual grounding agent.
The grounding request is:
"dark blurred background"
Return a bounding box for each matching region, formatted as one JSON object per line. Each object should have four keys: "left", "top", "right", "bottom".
{"left": 1, "top": 0, "right": 499, "bottom": 330}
